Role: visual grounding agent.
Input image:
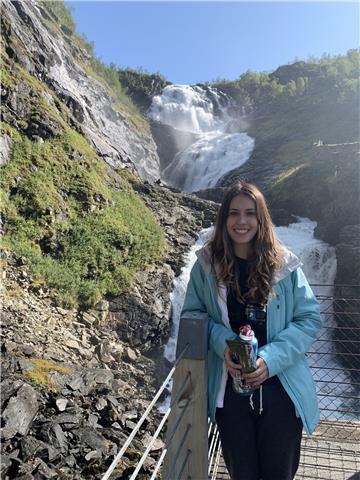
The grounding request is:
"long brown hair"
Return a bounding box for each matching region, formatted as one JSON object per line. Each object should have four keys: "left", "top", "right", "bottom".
{"left": 207, "top": 181, "right": 283, "bottom": 305}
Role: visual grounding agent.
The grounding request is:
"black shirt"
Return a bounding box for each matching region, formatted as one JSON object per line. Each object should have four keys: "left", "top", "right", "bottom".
{"left": 227, "top": 257, "right": 280, "bottom": 386}
{"left": 226, "top": 257, "right": 267, "bottom": 347}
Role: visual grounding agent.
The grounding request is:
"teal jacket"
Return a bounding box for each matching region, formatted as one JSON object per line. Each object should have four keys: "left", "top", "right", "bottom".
{"left": 181, "top": 246, "right": 322, "bottom": 436}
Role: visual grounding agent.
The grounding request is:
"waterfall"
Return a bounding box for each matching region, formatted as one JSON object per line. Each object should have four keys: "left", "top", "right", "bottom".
{"left": 151, "top": 83, "right": 352, "bottom": 419}
{"left": 163, "top": 228, "right": 213, "bottom": 363}
{"left": 148, "top": 84, "right": 254, "bottom": 191}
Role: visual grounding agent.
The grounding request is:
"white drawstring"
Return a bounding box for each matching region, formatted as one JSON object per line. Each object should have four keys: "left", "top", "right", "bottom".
{"left": 249, "top": 385, "right": 263, "bottom": 414}
{"left": 249, "top": 392, "right": 254, "bottom": 410}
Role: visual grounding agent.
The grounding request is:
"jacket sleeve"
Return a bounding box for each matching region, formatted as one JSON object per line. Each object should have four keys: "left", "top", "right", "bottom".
{"left": 257, "top": 267, "right": 322, "bottom": 378}
{"left": 181, "top": 260, "right": 237, "bottom": 359}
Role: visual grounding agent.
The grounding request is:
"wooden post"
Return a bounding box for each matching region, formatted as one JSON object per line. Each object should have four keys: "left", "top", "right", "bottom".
{"left": 163, "top": 312, "right": 208, "bottom": 480}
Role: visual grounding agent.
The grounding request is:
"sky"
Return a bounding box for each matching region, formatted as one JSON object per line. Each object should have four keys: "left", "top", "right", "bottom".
{"left": 66, "top": 1, "right": 359, "bottom": 85}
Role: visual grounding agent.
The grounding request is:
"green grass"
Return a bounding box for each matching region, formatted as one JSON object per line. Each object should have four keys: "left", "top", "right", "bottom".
{"left": 1, "top": 126, "right": 166, "bottom": 308}
{"left": 1, "top": 4, "right": 166, "bottom": 309}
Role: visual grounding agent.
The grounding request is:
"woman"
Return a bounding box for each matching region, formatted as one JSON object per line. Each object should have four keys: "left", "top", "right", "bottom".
{"left": 181, "top": 181, "right": 322, "bottom": 480}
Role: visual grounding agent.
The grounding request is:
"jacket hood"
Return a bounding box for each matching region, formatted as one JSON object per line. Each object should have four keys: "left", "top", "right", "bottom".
{"left": 195, "top": 243, "right": 302, "bottom": 284}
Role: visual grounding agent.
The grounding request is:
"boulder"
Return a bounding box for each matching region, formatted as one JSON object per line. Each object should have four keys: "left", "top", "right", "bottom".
{"left": 1, "top": 384, "right": 39, "bottom": 440}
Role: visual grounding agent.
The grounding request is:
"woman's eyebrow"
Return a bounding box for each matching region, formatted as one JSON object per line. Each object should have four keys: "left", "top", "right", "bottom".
{"left": 228, "top": 208, "right": 256, "bottom": 213}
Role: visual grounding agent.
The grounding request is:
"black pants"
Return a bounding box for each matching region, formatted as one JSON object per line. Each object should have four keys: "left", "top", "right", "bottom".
{"left": 215, "top": 377, "right": 303, "bottom": 480}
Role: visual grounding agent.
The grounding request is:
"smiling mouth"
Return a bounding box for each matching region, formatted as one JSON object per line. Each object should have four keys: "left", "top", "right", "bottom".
{"left": 234, "top": 229, "right": 250, "bottom": 234}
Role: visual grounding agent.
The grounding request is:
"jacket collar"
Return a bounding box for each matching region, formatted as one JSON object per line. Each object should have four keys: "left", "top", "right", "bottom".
{"left": 195, "top": 244, "right": 302, "bottom": 284}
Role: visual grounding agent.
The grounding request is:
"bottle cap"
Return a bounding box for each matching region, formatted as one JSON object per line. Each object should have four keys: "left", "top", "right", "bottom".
{"left": 239, "top": 324, "right": 254, "bottom": 341}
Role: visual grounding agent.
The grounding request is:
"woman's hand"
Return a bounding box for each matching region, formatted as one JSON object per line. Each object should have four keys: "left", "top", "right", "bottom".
{"left": 224, "top": 347, "right": 242, "bottom": 378}
{"left": 242, "top": 358, "right": 269, "bottom": 389}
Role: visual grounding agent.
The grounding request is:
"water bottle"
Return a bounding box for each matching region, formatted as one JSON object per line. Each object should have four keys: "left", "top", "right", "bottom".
{"left": 226, "top": 324, "right": 258, "bottom": 395}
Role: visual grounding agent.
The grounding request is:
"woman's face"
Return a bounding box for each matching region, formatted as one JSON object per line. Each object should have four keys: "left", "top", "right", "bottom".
{"left": 226, "top": 194, "right": 259, "bottom": 257}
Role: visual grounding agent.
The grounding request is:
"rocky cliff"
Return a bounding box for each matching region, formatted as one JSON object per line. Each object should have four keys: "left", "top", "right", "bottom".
{"left": 0, "top": 2, "right": 218, "bottom": 478}
{"left": 1, "top": 0, "right": 160, "bottom": 181}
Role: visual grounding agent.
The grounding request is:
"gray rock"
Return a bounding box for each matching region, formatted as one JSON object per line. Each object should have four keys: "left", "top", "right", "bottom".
{"left": 95, "top": 397, "right": 108, "bottom": 411}
{"left": 1, "top": 383, "right": 38, "bottom": 439}
{"left": 0, "top": 454, "right": 12, "bottom": 475}
{"left": 87, "top": 413, "right": 99, "bottom": 428}
{"left": 0, "top": 378, "right": 24, "bottom": 407}
{"left": 55, "top": 398, "right": 68, "bottom": 412}
{"left": 121, "top": 410, "right": 138, "bottom": 423}
{"left": 32, "top": 457, "right": 58, "bottom": 478}
{"left": 84, "top": 449, "right": 102, "bottom": 461}
{"left": 53, "top": 412, "right": 82, "bottom": 429}
{"left": 39, "top": 423, "right": 67, "bottom": 453}
{"left": 95, "top": 342, "right": 115, "bottom": 363}
{"left": 75, "top": 427, "right": 110, "bottom": 453}
{"left": 16, "top": 474, "right": 35, "bottom": 480}
{"left": 19, "top": 436, "right": 58, "bottom": 462}
{"left": 52, "top": 423, "right": 67, "bottom": 453}
{"left": 125, "top": 347, "right": 138, "bottom": 362}
{"left": 66, "top": 368, "right": 114, "bottom": 396}
{"left": 0, "top": 134, "right": 13, "bottom": 166}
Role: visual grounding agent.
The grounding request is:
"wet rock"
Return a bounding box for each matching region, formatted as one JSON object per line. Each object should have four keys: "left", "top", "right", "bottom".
{"left": 270, "top": 208, "right": 297, "bottom": 227}
{"left": 339, "top": 224, "right": 360, "bottom": 247}
{"left": 335, "top": 243, "right": 360, "bottom": 287}
{"left": 314, "top": 221, "right": 340, "bottom": 245}
{"left": 1, "top": 384, "right": 38, "bottom": 440}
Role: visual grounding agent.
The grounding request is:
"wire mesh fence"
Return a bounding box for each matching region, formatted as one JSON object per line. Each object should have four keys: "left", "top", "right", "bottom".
{"left": 309, "top": 287, "right": 360, "bottom": 430}
{"left": 294, "top": 286, "right": 359, "bottom": 479}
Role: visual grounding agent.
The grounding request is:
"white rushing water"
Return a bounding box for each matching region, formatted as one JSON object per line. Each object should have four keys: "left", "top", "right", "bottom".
{"left": 148, "top": 84, "right": 254, "bottom": 191}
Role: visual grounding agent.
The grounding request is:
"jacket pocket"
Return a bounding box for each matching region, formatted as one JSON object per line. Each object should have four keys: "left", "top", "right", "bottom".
{"left": 267, "top": 291, "right": 286, "bottom": 339}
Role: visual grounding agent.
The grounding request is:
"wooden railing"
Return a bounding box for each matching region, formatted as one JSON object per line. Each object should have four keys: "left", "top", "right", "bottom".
{"left": 163, "top": 312, "right": 209, "bottom": 479}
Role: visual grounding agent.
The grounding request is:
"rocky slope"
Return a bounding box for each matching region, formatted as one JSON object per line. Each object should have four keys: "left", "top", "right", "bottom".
{"left": 1, "top": 183, "right": 218, "bottom": 479}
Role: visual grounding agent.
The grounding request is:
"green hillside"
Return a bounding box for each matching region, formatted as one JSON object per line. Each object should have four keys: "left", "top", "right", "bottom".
{"left": 214, "top": 50, "right": 359, "bottom": 224}
{"left": 0, "top": 2, "right": 166, "bottom": 308}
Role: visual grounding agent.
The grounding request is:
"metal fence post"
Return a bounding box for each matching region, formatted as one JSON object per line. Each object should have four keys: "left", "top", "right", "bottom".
{"left": 163, "top": 312, "right": 209, "bottom": 480}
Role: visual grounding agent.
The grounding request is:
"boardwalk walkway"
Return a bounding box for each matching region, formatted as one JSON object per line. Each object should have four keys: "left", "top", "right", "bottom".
{"left": 215, "top": 425, "right": 360, "bottom": 480}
